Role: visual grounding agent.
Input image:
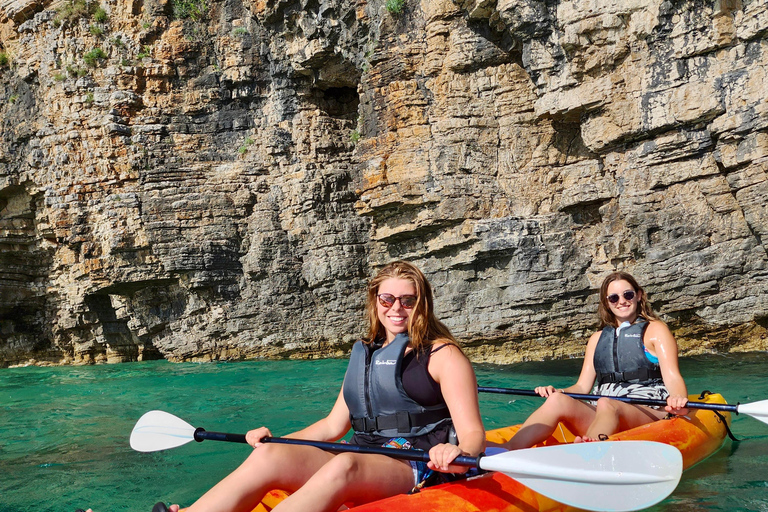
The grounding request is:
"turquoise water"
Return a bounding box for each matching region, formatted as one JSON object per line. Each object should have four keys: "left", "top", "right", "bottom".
{"left": 2, "top": 353, "right": 768, "bottom": 512}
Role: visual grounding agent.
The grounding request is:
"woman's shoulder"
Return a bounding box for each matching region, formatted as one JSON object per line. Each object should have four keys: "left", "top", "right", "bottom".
{"left": 426, "top": 341, "right": 473, "bottom": 383}
{"left": 643, "top": 319, "right": 675, "bottom": 344}
{"left": 644, "top": 318, "right": 671, "bottom": 332}
{"left": 587, "top": 329, "right": 603, "bottom": 345}
{"left": 429, "top": 339, "right": 460, "bottom": 353}
{"left": 427, "top": 340, "right": 467, "bottom": 363}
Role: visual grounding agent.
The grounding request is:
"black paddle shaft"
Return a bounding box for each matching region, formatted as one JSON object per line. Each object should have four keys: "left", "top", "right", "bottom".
{"left": 478, "top": 387, "right": 739, "bottom": 414}
{"left": 192, "top": 428, "right": 480, "bottom": 466}
{"left": 193, "top": 428, "right": 247, "bottom": 444}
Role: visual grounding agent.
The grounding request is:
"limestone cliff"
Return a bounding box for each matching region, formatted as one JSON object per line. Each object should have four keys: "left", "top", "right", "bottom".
{"left": 1, "top": 0, "right": 767, "bottom": 366}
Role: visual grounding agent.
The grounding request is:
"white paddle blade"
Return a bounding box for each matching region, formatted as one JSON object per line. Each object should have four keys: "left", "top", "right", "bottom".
{"left": 480, "top": 441, "right": 682, "bottom": 512}
{"left": 738, "top": 399, "right": 768, "bottom": 425}
{"left": 130, "top": 410, "right": 197, "bottom": 452}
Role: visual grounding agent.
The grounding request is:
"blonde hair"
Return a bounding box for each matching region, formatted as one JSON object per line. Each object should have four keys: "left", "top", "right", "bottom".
{"left": 597, "top": 271, "right": 661, "bottom": 328}
{"left": 365, "top": 261, "right": 457, "bottom": 353}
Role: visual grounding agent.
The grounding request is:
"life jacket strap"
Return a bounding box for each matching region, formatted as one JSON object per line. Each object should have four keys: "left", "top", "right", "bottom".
{"left": 597, "top": 368, "right": 663, "bottom": 385}
{"left": 351, "top": 407, "right": 450, "bottom": 434}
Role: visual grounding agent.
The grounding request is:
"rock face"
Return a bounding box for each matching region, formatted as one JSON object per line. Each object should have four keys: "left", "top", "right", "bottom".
{"left": 1, "top": 0, "right": 767, "bottom": 366}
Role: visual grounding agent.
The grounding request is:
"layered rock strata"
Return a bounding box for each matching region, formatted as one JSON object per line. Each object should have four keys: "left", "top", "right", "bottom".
{"left": 1, "top": 0, "right": 767, "bottom": 366}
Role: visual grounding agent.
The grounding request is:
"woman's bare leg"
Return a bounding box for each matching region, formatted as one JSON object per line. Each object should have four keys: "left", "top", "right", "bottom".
{"left": 273, "top": 453, "right": 416, "bottom": 512}
{"left": 185, "top": 443, "right": 336, "bottom": 512}
{"left": 504, "top": 393, "right": 597, "bottom": 450}
{"left": 582, "top": 398, "right": 667, "bottom": 440}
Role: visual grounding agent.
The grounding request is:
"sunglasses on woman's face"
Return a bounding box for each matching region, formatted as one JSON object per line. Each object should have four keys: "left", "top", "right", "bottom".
{"left": 607, "top": 290, "right": 636, "bottom": 304}
{"left": 377, "top": 293, "right": 417, "bottom": 309}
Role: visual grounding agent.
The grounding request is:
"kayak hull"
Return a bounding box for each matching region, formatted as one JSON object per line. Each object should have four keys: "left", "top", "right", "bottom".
{"left": 253, "top": 392, "right": 730, "bottom": 512}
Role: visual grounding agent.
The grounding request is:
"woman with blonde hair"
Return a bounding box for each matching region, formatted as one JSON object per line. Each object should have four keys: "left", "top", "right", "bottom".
{"left": 163, "top": 260, "right": 485, "bottom": 512}
{"left": 501, "top": 271, "right": 689, "bottom": 448}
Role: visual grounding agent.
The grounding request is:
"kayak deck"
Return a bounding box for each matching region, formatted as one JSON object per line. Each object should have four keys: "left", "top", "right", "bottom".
{"left": 251, "top": 392, "right": 730, "bottom": 512}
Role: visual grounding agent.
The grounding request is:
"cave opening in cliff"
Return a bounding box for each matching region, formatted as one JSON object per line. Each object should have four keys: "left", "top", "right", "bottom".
{"left": 309, "top": 86, "right": 359, "bottom": 121}
{"left": 83, "top": 293, "right": 164, "bottom": 363}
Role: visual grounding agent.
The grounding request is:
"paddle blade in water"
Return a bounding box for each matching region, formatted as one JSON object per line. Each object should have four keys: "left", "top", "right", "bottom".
{"left": 738, "top": 399, "right": 768, "bottom": 425}
{"left": 480, "top": 441, "right": 682, "bottom": 512}
{"left": 130, "top": 410, "right": 197, "bottom": 452}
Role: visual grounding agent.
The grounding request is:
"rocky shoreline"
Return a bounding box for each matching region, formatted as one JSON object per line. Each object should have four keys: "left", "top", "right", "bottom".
{"left": 7, "top": 318, "right": 768, "bottom": 368}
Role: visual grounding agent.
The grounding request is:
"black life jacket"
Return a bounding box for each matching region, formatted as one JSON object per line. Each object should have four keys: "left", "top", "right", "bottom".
{"left": 342, "top": 333, "right": 451, "bottom": 438}
{"left": 593, "top": 319, "right": 662, "bottom": 385}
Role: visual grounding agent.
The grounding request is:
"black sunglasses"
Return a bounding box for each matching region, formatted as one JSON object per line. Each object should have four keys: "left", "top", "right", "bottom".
{"left": 377, "top": 293, "right": 417, "bottom": 309}
{"left": 607, "top": 290, "right": 636, "bottom": 304}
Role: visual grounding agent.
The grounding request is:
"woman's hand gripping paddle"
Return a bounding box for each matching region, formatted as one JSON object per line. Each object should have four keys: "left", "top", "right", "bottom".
{"left": 131, "top": 410, "right": 682, "bottom": 512}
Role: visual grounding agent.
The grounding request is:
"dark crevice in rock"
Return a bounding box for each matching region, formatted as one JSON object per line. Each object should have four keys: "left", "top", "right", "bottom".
{"left": 0, "top": 184, "right": 54, "bottom": 365}
{"left": 562, "top": 201, "right": 605, "bottom": 226}
{"left": 307, "top": 86, "right": 359, "bottom": 120}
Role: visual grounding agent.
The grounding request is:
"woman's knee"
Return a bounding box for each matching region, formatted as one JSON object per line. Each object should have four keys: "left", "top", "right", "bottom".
{"left": 316, "top": 453, "right": 361, "bottom": 486}
{"left": 541, "top": 392, "right": 578, "bottom": 412}
{"left": 528, "top": 393, "right": 578, "bottom": 424}
{"left": 240, "top": 444, "right": 327, "bottom": 491}
{"left": 594, "top": 397, "right": 620, "bottom": 415}
{"left": 241, "top": 443, "right": 286, "bottom": 470}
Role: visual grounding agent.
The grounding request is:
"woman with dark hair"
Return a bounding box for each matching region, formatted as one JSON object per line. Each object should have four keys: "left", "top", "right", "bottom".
{"left": 501, "top": 271, "right": 689, "bottom": 448}
{"left": 168, "top": 261, "right": 485, "bottom": 512}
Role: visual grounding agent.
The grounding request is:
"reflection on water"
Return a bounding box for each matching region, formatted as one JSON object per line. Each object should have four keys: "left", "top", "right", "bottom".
{"left": 1, "top": 353, "right": 767, "bottom": 512}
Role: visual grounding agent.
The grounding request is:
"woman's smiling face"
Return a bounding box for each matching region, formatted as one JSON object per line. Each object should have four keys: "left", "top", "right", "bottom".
{"left": 376, "top": 277, "right": 417, "bottom": 343}
{"left": 606, "top": 279, "right": 639, "bottom": 323}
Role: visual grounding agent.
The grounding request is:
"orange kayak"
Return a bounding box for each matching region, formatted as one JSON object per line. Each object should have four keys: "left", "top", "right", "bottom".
{"left": 251, "top": 392, "right": 730, "bottom": 512}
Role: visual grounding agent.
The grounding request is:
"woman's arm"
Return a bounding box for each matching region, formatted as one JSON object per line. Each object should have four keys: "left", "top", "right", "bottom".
{"left": 287, "top": 387, "right": 352, "bottom": 441}
{"left": 245, "top": 387, "right": 352, "bottom": 447}
{"left": 645, "top": 321, "right": 688, "bottom": 413}
{"left": 564, "top": 331, "right": 601, "bottom": 394}
{"left": 427, "top": 343, "right": 486, "bottom": 471}
{"left": 535, "top": 331, "right": 601, "bottom": 397}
